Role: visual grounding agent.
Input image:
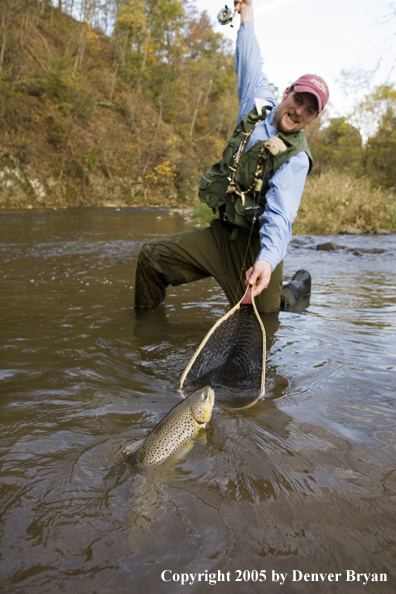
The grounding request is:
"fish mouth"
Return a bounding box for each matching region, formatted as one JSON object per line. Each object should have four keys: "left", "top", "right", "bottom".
{"left": 192, "top": 387, "right": 215, "bottom": 425}
{"left": 206, "top": 386, "right": 215, "bottom": 405}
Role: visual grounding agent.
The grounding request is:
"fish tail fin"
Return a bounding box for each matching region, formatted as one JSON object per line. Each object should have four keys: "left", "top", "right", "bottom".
{"left": 120, "top": 439, "right": 144, "bottom": 463}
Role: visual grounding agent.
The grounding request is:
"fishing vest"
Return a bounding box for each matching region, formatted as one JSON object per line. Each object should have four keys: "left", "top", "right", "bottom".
{"left": 198, "top": 105, "right": 313, "bottom": 234}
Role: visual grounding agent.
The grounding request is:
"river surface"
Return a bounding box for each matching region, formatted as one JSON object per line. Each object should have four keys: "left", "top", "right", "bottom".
{"left": 0, "top": 208, "right": 395, "bottom": 594}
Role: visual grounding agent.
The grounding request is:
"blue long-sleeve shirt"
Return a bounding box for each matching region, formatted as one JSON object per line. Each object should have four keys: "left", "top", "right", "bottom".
{"left": 235, "top": 21, "right": 309, "bottom": 270}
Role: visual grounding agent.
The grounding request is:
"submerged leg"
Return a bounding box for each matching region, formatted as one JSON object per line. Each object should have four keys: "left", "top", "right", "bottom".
{"left": 134, "top": 228, "right": 215, "bottom": 309}
{"left": 135, "top": 242, "right": 191, "bottom": 308}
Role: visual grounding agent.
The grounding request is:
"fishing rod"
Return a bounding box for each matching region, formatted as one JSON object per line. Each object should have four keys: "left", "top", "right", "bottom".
{"left": 217, "top": 1, "right": 241, "bottom": 27}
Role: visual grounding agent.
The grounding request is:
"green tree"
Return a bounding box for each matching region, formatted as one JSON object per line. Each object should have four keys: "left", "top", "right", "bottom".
{"left": 364, "top": 85, "right": 396, "bottom": 189}
{"left": 309, "top": 117, "right": 363, "bottom": 175}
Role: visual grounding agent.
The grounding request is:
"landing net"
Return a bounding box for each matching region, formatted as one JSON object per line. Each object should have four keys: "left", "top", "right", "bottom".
{"left": 179, "top": 286, "right": 266, "bottom": 407}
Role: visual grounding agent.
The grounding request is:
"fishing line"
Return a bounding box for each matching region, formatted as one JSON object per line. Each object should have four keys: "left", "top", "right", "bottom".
{"left": 231, "top": 146, "right": 271, "bottom": 308}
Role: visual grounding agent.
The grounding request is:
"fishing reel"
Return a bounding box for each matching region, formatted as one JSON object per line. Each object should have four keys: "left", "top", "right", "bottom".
{"left": 217, "top": 2, "right": 241, "bottom": 27}
{"left": 217, "top": 5, "right": 233, "bottom": 25}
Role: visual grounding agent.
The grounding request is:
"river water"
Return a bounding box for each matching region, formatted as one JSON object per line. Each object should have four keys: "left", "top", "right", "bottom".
{"left": 0, "top": 208, "right": 395, "bottom": 594}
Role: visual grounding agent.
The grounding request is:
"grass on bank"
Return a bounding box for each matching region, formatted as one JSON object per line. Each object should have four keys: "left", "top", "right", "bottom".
{"left": 192, "top": 170, "right": 396, "bottom": 234}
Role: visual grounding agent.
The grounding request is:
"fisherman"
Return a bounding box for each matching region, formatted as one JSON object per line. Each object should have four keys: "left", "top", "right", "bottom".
{"left": 134, "top": 0, "right": 329, "bottom": 313}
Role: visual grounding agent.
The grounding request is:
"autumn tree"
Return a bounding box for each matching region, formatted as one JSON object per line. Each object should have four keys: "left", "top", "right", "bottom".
{"left": 308, "top": 117, "right": 364, "bottom": 175}
{"left": 0, "top": 0, "right": 31, "bottom": 90}
{"left": 364, "top": 84, "right": 396, "bottom": 189}
{"left": 111, "top": 0, "right": 238, "bottom": 198}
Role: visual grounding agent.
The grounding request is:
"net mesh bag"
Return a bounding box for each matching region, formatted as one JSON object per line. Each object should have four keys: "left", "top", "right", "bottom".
{"left": 179, "top": 286, "right": 266, "bottom": 405}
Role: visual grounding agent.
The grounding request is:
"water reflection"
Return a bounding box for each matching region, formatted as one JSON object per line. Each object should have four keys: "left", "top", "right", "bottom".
{"left": 0, "top": 209, "right": 395, "bottom": 594}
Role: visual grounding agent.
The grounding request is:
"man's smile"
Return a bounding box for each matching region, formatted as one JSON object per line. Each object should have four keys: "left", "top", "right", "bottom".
{"left": 286, "top": 112, "right": 299, "bottom": 123}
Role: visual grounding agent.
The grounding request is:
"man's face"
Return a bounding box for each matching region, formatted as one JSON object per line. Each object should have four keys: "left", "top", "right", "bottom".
{"left": 272, "top": 88, "right": 319, "bottom": 134}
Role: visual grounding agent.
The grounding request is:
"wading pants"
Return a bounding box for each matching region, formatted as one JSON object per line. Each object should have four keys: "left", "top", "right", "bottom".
{"left": 134, "top": 219, "right": 283, "bottom": 314}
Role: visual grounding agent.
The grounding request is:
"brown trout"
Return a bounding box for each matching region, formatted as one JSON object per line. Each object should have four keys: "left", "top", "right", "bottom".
{"left": 124, "top": 386, "right": 215, "bottom": 468}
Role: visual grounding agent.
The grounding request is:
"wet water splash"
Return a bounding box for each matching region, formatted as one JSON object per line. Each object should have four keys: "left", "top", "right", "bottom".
{"left": 1, "top": 209, "right": 396, "bottom": 593}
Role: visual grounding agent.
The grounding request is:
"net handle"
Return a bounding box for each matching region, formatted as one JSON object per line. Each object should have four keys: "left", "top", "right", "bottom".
{"left": 240, "top": 285, "right": 253, "bottom": 305}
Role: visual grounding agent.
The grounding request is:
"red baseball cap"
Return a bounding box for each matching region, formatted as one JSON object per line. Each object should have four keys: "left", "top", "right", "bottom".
{"left": 291, "top": 74, "right": 329, "bottom": 112}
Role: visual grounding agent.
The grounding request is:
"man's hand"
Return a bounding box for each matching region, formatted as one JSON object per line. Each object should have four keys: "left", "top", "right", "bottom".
{"left": 245, "top": 260, "right": 272, "bottom": 296}
{"left": 238, "top": 0, "right": 254, "bottom": 23}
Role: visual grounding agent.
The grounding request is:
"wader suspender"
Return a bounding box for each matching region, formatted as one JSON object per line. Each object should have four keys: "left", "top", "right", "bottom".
{"left": 226, "top": 115, "right": 267, "bottom": 206}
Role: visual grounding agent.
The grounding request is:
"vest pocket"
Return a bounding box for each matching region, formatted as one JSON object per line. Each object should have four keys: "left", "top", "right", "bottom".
{"left": 230, "top": 193, "right": 261, "bottom": 234}
{"left": 198, "top": 162, "right": 229, "bottom": 212}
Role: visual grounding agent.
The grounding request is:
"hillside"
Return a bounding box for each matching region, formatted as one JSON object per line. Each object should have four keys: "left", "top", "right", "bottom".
{"left": 0, "top": 0, "right": 238, "bottom": 209}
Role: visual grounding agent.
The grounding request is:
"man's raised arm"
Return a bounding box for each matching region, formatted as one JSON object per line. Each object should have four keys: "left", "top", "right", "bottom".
{"left": 238, "top": 0, "right": 254, "bottom": 23}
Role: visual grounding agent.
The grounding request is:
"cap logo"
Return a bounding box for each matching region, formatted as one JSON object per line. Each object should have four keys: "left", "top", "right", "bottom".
{"left": 309, "top": 78, "right": 327, "bottom": 94}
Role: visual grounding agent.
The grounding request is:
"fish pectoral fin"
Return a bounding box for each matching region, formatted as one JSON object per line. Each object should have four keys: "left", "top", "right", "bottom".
{"left": 175, "top": 440, "right": 196, "bottom": 460}
{"left": 120, "top": 439, "right": 145, "bottom": 462}
{"left": 174, "top": 428, "right": 207, "bottom": 461}
{"left": 195, "top": 428, "right": 207, "bottom": 446}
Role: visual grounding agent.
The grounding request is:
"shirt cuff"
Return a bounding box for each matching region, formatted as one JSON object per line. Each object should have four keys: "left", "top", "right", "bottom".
{"left": 255, "top": 252, "right": 278, "bottom": 271}
{"left": 238, "top": 21, "right": 255, "bottom": 33}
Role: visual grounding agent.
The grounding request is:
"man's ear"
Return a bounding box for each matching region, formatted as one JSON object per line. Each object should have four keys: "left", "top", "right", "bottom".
{"left": 282, "top": 86, "right": 291, "bottom": 100}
